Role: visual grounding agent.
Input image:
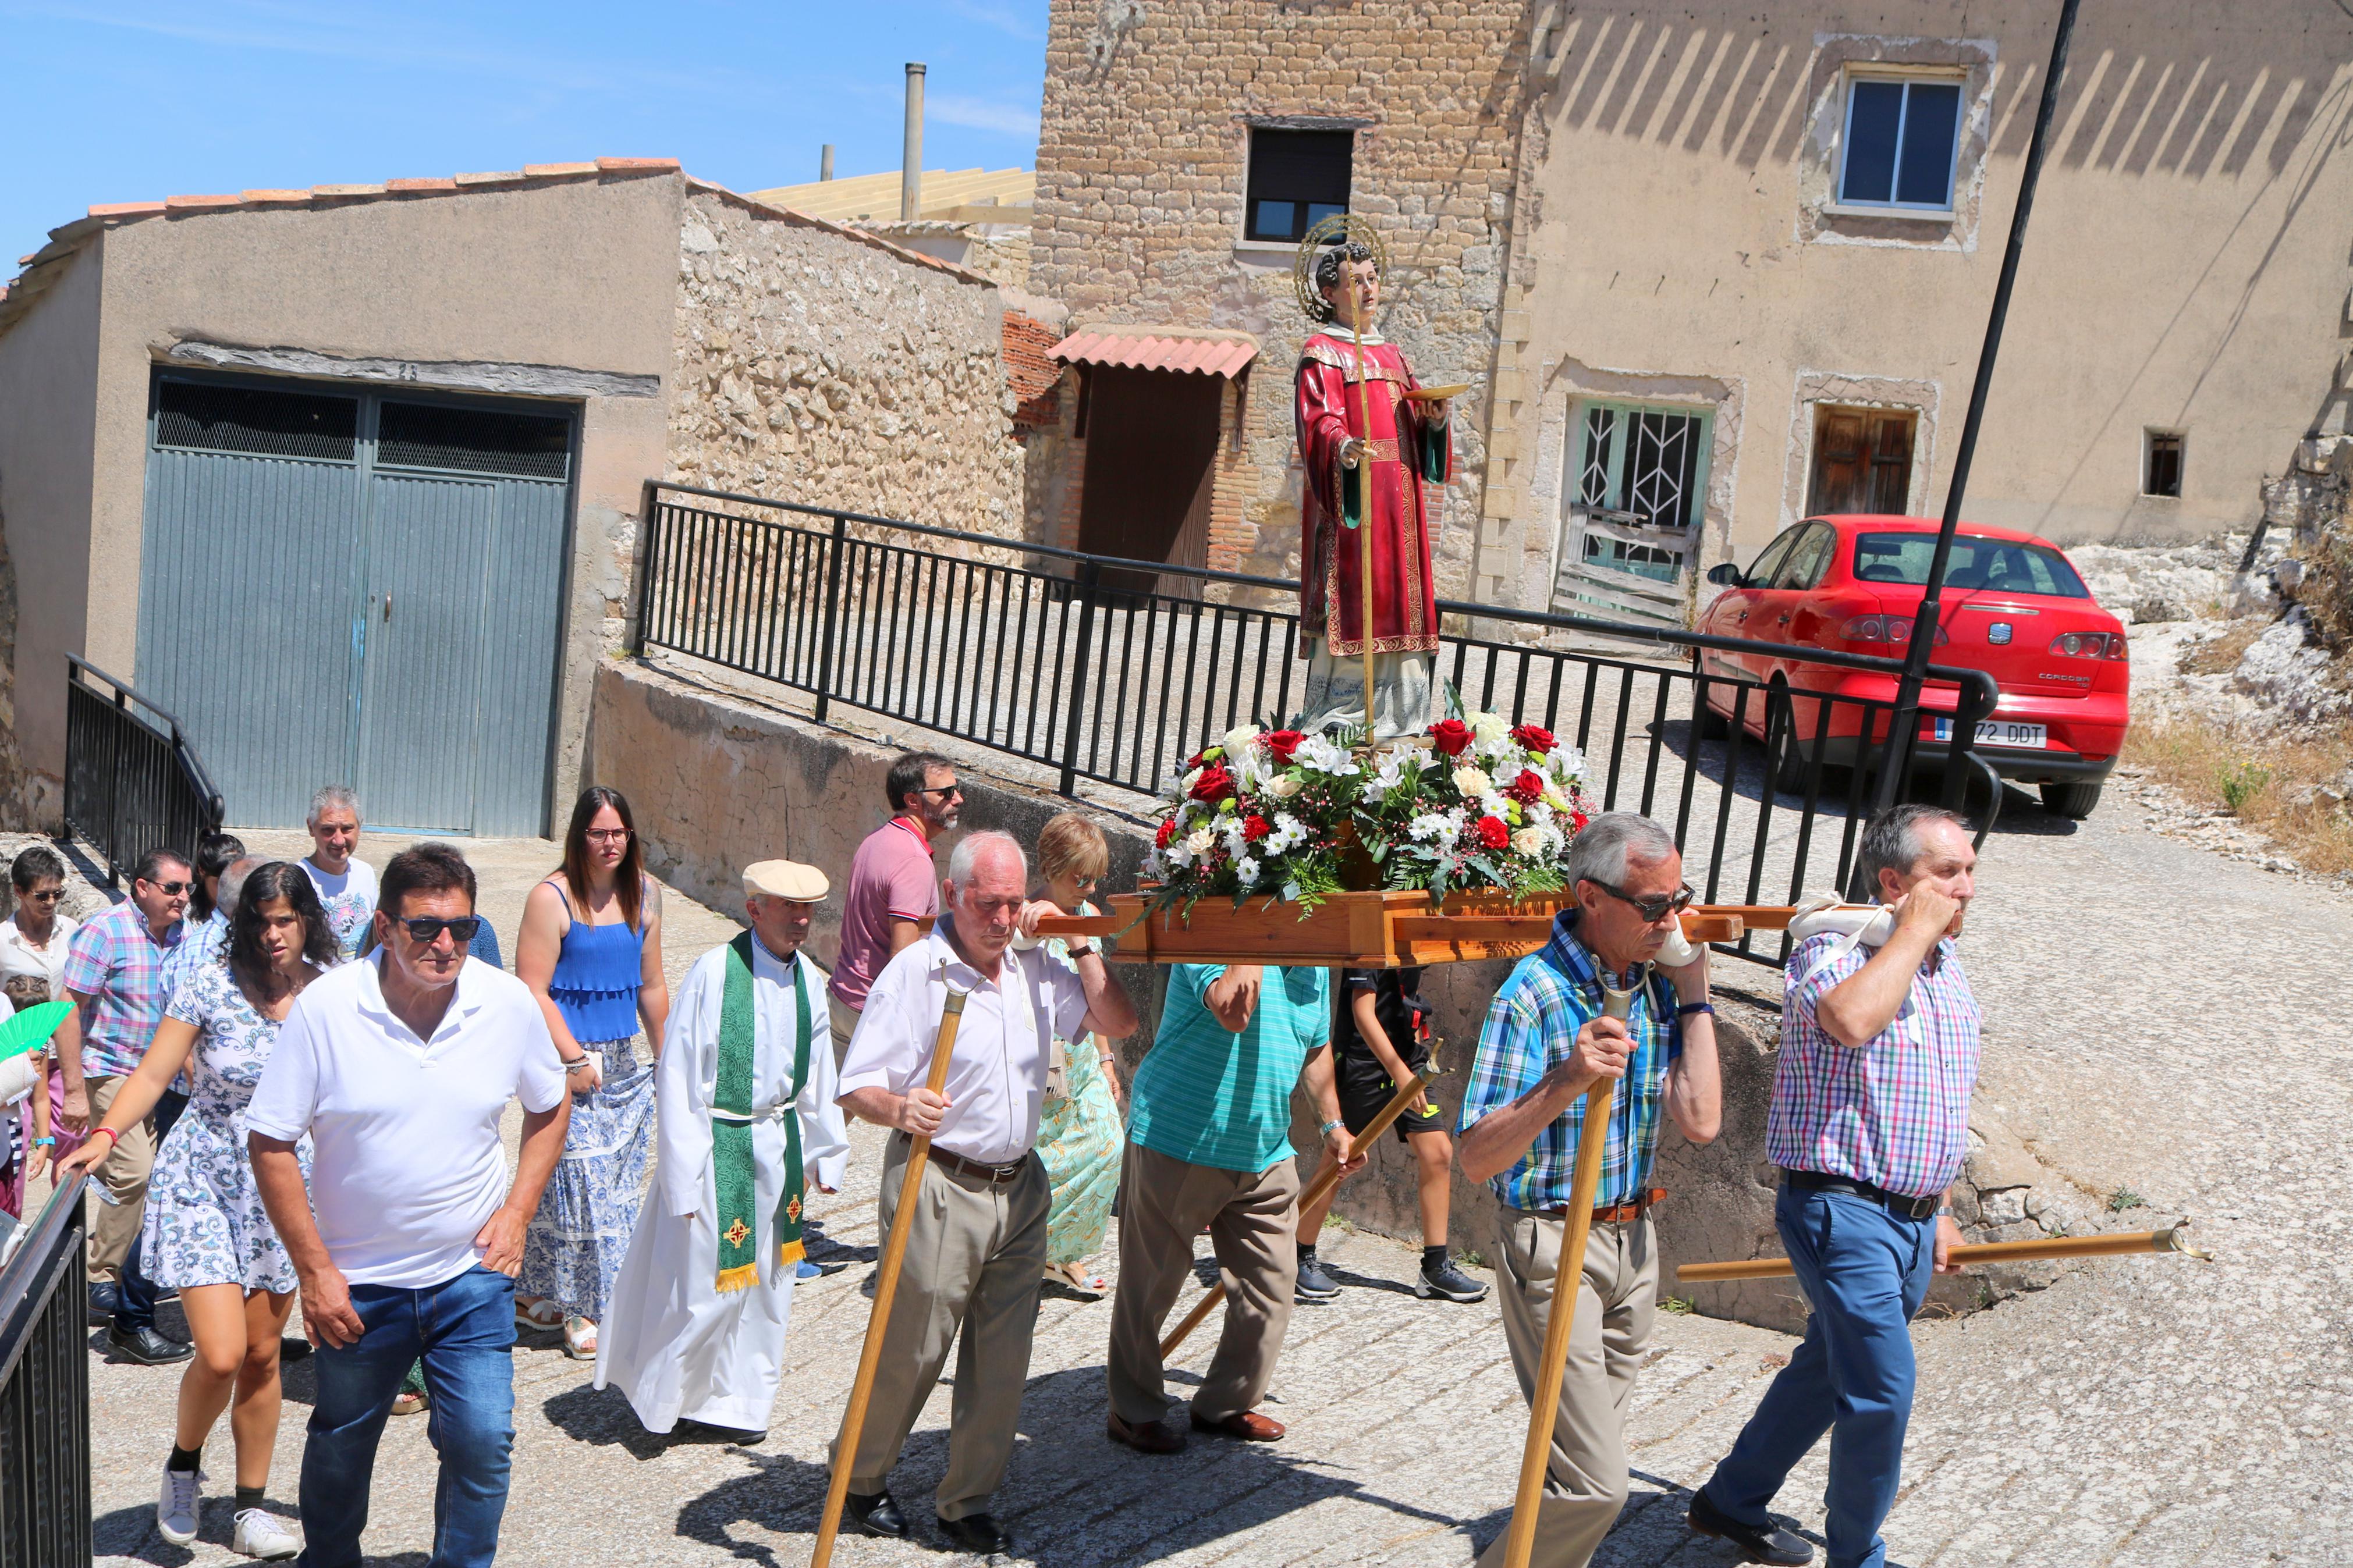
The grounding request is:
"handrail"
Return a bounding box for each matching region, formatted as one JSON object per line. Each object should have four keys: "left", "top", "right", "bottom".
{"left": 0, "top": 1174, "right": 88, "bottom": 1385}
{"left": 64, "top": 654, "right": 226, "bottom": 820}
{"left": 63, "top": 655, "right": 227, "bottom": 884}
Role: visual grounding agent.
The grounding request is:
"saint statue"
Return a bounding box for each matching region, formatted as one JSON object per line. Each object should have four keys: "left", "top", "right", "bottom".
{"left": 1293, "top": 237, "right": 1453, "bottom": 738}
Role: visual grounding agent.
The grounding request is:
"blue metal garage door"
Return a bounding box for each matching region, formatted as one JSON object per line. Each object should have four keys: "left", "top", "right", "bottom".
{"left": 136, "top": 372, "right": 574, "bottom": 834}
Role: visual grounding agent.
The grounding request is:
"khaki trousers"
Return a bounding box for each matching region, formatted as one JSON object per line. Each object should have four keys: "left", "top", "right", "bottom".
{"left": 1475, "top": 1207, "right": 1659, "bottom": 1568}
{"left": 84, "top": 1075, "right": 156, "bottom": 1283}
{"left": 828, "top": 993, "right": 860, "bottom": 1071}
{"left": 1106, "top": 1143, "right": 1300, "bottom": 1427}
{"left": 833, "top": 1133, "right": 1049, "bottom": 1520}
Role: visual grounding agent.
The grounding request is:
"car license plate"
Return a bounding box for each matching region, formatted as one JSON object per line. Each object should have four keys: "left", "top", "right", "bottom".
{"left": 1929, "top": 717, "right": 2047, "bottom": 749}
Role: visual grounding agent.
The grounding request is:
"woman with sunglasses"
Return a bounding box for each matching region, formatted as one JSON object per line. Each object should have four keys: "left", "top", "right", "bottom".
{"left": 513, "top": 787, "right": 670, "bottom": 1361}
{"left": 58, "top": 861, "right": 339, "bottom": 1560}
{"left": 5, "top": 846, "right": 84, "bottom": 1208}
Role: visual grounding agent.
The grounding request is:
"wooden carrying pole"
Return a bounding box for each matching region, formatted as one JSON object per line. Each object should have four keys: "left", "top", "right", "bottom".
{"left": 1500, "top": 978, "right": 1638, "bottom": 1568}
{"left": 1676, "top": 1224, "right": 2212, "bottom": 1282}
{"left": 1159, "top": 1060, "right": 1442, "bottom": 1360}
{"left": 810, "top": 987, "right": 968, "bottom": 1568}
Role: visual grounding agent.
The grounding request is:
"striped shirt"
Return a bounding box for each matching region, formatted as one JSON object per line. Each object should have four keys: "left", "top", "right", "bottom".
{"left": 1767, "top": 931, "right": 1981, "bottom": 1201}
{"left": 58, "top": 901, "right": 185, "bottom": 1079}
{"left": 1457, "top": 911, "right": 1682, "bottom": 1211}
{"left": 1127, "top": 963, "right": 1332, "bottom": 1173}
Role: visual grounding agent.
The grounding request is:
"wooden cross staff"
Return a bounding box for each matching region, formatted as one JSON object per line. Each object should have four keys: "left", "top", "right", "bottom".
{"left": 1345, "top": 270, "right": 1379, "bottom": 734}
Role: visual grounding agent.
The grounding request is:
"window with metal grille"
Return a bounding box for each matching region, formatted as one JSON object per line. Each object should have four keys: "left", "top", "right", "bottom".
{"left": 1574, "top": 403, "right": 1709, "bottom": 529}
{"left": 154, "top": 379, "right": 359, "bottom": 461}
{"left": 1838, "top": 76, "right": 1963, "bottom": 210}
{"left": 1244, "top": 128, "right": 1351, "bottom": 243}
{"left": 2144, "top": 431, "right": 2184, "bottom": 498}
{"left": 377, "top": 401, "right": 572, "bottom": 479}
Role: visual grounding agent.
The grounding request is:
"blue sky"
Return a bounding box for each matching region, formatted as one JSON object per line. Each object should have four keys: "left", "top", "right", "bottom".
{"left": 0, "top": 0, "right": 1048, "bottom": 265}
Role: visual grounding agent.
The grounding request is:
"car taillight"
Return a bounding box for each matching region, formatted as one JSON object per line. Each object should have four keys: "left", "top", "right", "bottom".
{"left": 2049, "top": 631, "right": 2128, "bottom": 661}
{"left": 1840, "top": 614, "right": 1949, "bottom": 646}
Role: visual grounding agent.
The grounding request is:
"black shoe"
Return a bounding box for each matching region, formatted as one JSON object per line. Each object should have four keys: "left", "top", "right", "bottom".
{"left": 108, "top": 1325, "right": 194, "bottom": 1366}
{"left": 844, "top": 1490, "right": 906, "bottom": 1540}
{"left": 672, "top": 1417, "right": 767, "bottom": 1445}
{"left": 939, "top": 1512, "right": 1011, "bottom": 1555}
{"left": 1415, "top": 1257, "right": 1490, "bottom": 1303}
{"left": 279, "top": 1337, "right": 313, "bottom": 1363}
{"left": 1293, "top": 1254, "right": 1340, "bottom": 1303}
{"left": 87, "top": 1282, "right": 121, "bottom": 1324}
{"left": 1687, "top": 1486, "right": 1814, "bottom": 1566}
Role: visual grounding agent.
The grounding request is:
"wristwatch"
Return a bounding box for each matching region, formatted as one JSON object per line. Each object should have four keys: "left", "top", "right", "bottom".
{"left": 1064, "top": 941, "right": 1096, "bottom": 959}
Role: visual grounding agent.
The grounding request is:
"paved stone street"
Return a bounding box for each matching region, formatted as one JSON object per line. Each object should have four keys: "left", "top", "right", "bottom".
{"left": 76, "top": 792, "right": 2353, "bottom": 1566}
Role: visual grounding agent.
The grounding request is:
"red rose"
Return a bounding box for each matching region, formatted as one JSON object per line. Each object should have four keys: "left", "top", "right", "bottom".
{"left": 1512, "top": 723, "right": 1556, "bottom": 753}
{"left": 1243, "top": 813, "right": 1272, "bottom": 842}
{"left": 1476, "top": 815, "right": 1510, "bottom": 851}
{"left": 1570, "top": 810, "right": 1590, "bottom": 834}
{"left": 1506, "top": 768, "right": 1547, "bottom": 804}
{"left": 1431, "top": 719, "right": 1472, "bottom": 756}
{"left": 1155, "top": 817, "right": 1176, "bottom": 848}
{"left": 1262, "top": 730, "right": 1306, "bottom": 764}
{"left": 1189, "top": 763, "right": 1236, "bottom": 803}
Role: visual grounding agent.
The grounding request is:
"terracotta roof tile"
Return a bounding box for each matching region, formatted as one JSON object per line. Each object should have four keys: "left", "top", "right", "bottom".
{"left": 386, "top": 177, "right": 458, "bottom": 193}
{"left": 523, "top": 162, "right": 599, "bottom": 177}
{"left": 597, "top": 157, "right": 680, "bottom": 171}
{"left": 238, "top": 189, "right": 312, "bottom": 205}
{"left": 87, "top": 201, "right": 166, "bottom": 219}
{"left": 1049, "top": 328, "right": 1258, "bottom": 379}
{"left": 453, "top": 170, "right": 527, "bottom": 186}
{"left": 310, "top": 184, "right": 386, "bottom": 198}
{"left": 164, "top": 193, "right": 243, "bottom": 211}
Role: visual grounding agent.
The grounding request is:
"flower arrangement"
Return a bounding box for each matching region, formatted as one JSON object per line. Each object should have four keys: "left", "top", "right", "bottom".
{"left": 1147, "top": 711, "right": 1592, "bottom": 911}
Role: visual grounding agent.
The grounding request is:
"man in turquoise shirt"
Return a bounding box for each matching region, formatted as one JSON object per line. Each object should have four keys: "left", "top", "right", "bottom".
{"left": 1106, "top": 962, "right": 1361, "bottom": 1454}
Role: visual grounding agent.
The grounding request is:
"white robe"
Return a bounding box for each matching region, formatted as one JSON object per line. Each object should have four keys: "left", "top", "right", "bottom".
{"left": 595, "top": 938, "right": 849, "bottom": 1434}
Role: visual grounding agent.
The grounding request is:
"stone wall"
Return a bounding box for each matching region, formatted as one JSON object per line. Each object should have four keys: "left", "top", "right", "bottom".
{"left": 0, "top": 499, "right": 36, "bottom": 829}
{"left": 668, "top": 189, "right": 1030, "bottom": 541}
{"left": 1029, "top": 0, "right": 1531, "bottom": 595}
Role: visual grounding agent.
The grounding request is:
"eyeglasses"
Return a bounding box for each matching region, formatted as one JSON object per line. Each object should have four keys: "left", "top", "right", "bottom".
{"left": 146, "top": 881, "right": 192, "bottom": 897}
{"left": 583, "top": 829, "right": 632, "bottom": 844}
{"left": 396, "top": 915, "right": 483, "bottom": 944}
{"left": 914, "top": 783, "right": 963, "bottom": 799}
{"left": 1585, "top": 880, "right": 1695, "bottom": 923}
{"left": 25, "top": 890, "right": 62, "bottom": 904}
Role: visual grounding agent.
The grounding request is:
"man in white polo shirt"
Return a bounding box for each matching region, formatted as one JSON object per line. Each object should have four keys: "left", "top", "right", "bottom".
{"left": 249, "top": 842, "right": 570, "bottom": 1568}
{"left": 832, "top": 829, "right": 1137, "bottom": 1556}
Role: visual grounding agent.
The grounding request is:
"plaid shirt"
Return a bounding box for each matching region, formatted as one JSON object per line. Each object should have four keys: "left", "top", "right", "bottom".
{"left": 58, "top": 901, "right": 184, "bottom": 1079}
{"left": 1767, "top": 931, "right": 1981, "bottom": 1201}
{"left": 1457, "top": 910, "right": 1683, "bottom": 1211}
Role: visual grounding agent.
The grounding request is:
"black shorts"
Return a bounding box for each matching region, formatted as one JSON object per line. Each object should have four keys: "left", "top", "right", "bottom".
{"left": 1335, "top": 1048, "right": 1446, "bottom": 1144}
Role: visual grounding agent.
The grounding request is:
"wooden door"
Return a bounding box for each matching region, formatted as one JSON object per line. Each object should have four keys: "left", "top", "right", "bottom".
{"left": 1807, "top": 406, "right": 1915, "bottom": 515}
{"left": 1076, "top": 367, "right": 1223, "bottom": 600}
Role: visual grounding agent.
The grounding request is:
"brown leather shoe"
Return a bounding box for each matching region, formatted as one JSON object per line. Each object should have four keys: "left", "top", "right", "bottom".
{"left": 1190, "top": 1408, "right": 1286, "bottom": 1442}
{"left": 1107, "top": 1410, "right": 1188, "bottom": 1453}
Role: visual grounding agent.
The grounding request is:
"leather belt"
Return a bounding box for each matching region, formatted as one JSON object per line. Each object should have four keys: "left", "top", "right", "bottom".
{"left": 1542, "top": 1187, "right": 1665, "bottom": 1224}
{"left": 1783, "top": 1168, "right": 1940, "bottom": 1220}
{"left": 927, "top": 1146, "right": 1033, "bottom": 1186}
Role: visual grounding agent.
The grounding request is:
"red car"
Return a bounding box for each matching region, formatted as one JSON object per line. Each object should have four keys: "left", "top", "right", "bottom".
{"left": 1695, "top": 514, "right": 2129, "bottom": 819}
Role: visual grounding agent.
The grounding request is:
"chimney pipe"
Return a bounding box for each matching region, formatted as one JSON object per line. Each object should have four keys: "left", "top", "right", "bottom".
{"left": 902, "top": 62, "right": 926, "bottom": 221}
{"left": 820, "top": 144, "right": 835, "bottom": 182}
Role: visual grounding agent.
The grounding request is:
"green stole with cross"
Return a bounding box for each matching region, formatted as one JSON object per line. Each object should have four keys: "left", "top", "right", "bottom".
{"left": 711, "top": 931, "right": 812, "bottom": 1295}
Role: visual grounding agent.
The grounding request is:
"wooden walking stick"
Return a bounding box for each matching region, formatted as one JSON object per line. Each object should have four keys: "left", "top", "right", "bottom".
{"left": 810, "top": 982, "right": 968, "bottom": 1568}
{"left": 1676, "top": 1222, "right": 2214, "bottom": 1282}
{"left": 1499, "top": 976, "right": 1640, "bottom": 1568}
{"left": 1159, "top": 1059, "right": 1442, "bottom": 1360}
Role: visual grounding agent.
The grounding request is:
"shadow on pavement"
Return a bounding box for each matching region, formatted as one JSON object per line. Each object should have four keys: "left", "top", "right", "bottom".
{"left": 540, "top": 1379, "right": 674, "bottom": 1460}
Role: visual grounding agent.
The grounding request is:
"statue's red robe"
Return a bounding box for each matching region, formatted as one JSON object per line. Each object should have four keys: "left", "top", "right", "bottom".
{"left": 1294, "top": 330, "right": 1452, "bottom": 657}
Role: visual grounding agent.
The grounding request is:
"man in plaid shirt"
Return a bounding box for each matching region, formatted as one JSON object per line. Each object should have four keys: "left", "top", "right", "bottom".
{"left": 1687, "top": 804, "right": 1980, "bottom": 1568}
{"left": 1457, "top": 813, "right": 1720, "bottom": 1568}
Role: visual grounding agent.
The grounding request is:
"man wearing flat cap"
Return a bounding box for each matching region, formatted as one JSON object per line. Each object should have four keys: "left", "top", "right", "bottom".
{"left": 595, "top": 859, "right": 850, "bottom": 1443}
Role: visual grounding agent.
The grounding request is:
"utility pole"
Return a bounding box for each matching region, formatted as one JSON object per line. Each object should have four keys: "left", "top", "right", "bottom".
{"left": 902, "top": 63, "right": 926, "bottom": 221}
{"left": 820, "top": 144, "right": 835, "bottom": 182}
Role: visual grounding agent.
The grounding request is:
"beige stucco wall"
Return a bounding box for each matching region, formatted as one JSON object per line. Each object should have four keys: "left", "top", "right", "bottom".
{"left": 0, "top": 246, "right": 103, "bottom": 827}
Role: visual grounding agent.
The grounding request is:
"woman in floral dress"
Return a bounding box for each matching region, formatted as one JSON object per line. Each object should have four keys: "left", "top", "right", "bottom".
{"left": 60, "top": 861, "right": 338, "bottom": 1560}
{"left": 1030, "top": 813, "right": 1126, "bottom": 1297}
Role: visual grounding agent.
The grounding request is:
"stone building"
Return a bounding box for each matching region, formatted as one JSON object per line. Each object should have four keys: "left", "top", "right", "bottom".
{"left": 1027, "top": 1, "right": 2353, "bottom": 624}
{"left": 0, "top": 159, "right": 1037, "bottom": 833}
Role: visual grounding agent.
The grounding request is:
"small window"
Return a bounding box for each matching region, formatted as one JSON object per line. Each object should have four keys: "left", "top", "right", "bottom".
{"left": 1244, "top": 128, "right": 1351, "bottom": 243}
{"left": 154, "top": 378, "right": 358, "bottom": 462}
{"left": 2145, "top": 431, "right": 2185, "bottom": 498}
{"left": 377, "top": 400, "right": 572, "bottom": 480}
{"left": 1839, "top": 76, "right": 1962, "bottom": 210}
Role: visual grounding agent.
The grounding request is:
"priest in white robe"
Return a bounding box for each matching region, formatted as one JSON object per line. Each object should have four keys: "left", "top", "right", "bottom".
{"left": 596, "top": 858, "right": 850, "bottom": 1442}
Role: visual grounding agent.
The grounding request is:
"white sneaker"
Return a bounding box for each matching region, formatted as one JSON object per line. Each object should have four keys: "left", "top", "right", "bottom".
{"left": 157, "top": 1463, "right": 204, "bottom": 1546}
{"left": 232, "top": 1507, "right": 302, "bottom": 1560}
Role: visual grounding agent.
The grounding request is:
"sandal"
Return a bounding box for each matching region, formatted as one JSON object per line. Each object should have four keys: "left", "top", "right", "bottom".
{"left": 1044, "top": 1263, "right": 1110, "bottom": 1300}
{"left": 563, "top": 1315, "right": 598, "bottom": 1361}
{"left": 515, "top": 1297, "right": 563, "bottom": 1332}
{"left": 391, "top": 1390, "right": 429, "bottom": 1416}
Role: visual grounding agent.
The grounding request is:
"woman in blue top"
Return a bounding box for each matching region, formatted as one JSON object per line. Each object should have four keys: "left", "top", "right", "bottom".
{"left": 515, "top": 787, "right": 670, "bottom": 1360}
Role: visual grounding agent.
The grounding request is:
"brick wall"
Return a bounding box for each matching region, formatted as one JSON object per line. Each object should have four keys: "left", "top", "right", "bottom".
{"left": 1030, "top": 0, "right": 1532, "bottom": 603}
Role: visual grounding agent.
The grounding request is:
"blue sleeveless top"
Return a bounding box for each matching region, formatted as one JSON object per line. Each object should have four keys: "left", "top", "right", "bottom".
{"left": 545, "top": 880, "right": 647, "bottom": 1044}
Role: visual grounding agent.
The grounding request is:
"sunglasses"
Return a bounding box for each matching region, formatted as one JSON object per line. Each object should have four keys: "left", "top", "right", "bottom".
{"left": 1585, "top": 880, "right": 1695, "bottom": 924}
{"left": 25, "top": 890, "right": 62, "bottom": 904}
{"left": 914, "top": 783, "right": 963, "bottom": 799}
{"left": 145, "top": 881, "right": 192, "bottom": 897}
{"left": 396, "top": 915, "right": 483, "bottom": 944}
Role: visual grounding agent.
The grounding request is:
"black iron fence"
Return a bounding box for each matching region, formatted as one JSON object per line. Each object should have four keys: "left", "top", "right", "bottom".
{"left": 0, "top": 1175, "right": 91, "bottom": 1568}
{"left": 64, "top": 656, "right": 225, "bottom": 886}
{"left": 637, "top": 483, "right": 1998, "bottom": 964}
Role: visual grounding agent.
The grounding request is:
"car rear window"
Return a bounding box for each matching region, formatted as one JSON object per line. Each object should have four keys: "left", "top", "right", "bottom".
{"left": 1850, "top": 533, "right": 2090, "bottom": 598}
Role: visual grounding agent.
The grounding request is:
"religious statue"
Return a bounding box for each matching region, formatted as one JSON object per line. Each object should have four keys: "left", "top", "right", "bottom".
{"left": 1291, "top": 222, "right": 1454, "bottom": 738}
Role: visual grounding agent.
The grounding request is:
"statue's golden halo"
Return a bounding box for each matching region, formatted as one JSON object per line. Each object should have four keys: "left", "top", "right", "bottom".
{"left": 1292, "top": 212, "right": 1390, "bottom": 324}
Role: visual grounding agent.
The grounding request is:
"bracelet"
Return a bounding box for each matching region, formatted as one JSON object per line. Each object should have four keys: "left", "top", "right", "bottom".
{"left": 1318, "top": 1118, "right": 1344, "bottom": 1137}
{"left": 32, "top": 1137, "right": 55, "bottom": 1149}
{"left": 1065, "top": 942, "right": 1095, "bottom": 959}
{"left": 90, "top": 1126, "right": 119, "bottom": 1148}
{"left": 562, "top": 1056, "right": 593, "bottom": 1072}
{"left": 1675, "top": 1001, "right": 1715, "bottom": 1018}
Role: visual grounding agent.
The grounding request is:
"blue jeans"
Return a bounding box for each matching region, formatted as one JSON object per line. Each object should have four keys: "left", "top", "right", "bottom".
{"left": 1701, "top": 1186, "right": 1935, "bottom": 1568}
{"left": 296, "top": 1265, "right": 517, "bottom": 1568}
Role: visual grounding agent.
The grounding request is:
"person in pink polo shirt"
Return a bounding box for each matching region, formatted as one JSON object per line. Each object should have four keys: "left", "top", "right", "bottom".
{"left": 827, "top": 752, "right": 961, "bottom": 1064}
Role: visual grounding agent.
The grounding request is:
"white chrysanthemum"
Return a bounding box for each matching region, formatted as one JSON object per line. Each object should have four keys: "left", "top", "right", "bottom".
{"left": 1296, "top": 734, "right": 1360, "bottom": 776}
{"left": 1263, "top": 813, "right": 1309, "bottom": 855}
{"left": 1236, "top": 855, "right": 1263, "bottom": 887}
{"left": 1185, "top": 828, "right": 1216, "bottom": 856}
{"left": 1451, "top": 766, "right": 1492, "bottom": 798}
{"left": 1409, "top": 811, "right": 1463, "bottom": 849}
{"left": 1222, "top": 821, "right": 1250, "bottom": 859}
{"left": 1478, "top": 792, "right": 1511, "bottom": 822}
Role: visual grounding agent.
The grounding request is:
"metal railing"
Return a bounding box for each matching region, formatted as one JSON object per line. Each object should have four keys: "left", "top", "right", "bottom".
{"left": 64, "top": 656, "right": 226, "bottom": 886}
{"left": 0, "top": 1175, "right": 91, "bottom": 1568}
{"left": 636, "top": 482, "right": 1998, "bottom": 964}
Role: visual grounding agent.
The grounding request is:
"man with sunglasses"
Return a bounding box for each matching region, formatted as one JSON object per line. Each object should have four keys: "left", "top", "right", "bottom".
{"left": 249, "top": 842, "right": 570, "bottom": 1568}
{"left": 829, "top": 751, "right": 963, "bottom": 1066}
{"left": 51, "top": 845, "right": 193, "bottom": 1363}
{"left": 1457, "top": 813, "right": 1722, "bottom": 1568}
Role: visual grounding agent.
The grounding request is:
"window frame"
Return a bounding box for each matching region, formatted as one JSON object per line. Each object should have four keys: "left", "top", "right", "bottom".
{"left": 1834, "top": 70, "right": 1966, "bottom": 215}
{"left": 1241, "top": 126, "right": 1354, "bottom": 246}
{"left": 1567, "top": 397, "right": 1715, "bottom": 533}
{"left": 2143, "top": 429, "right": 2186, "bottom": 499}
